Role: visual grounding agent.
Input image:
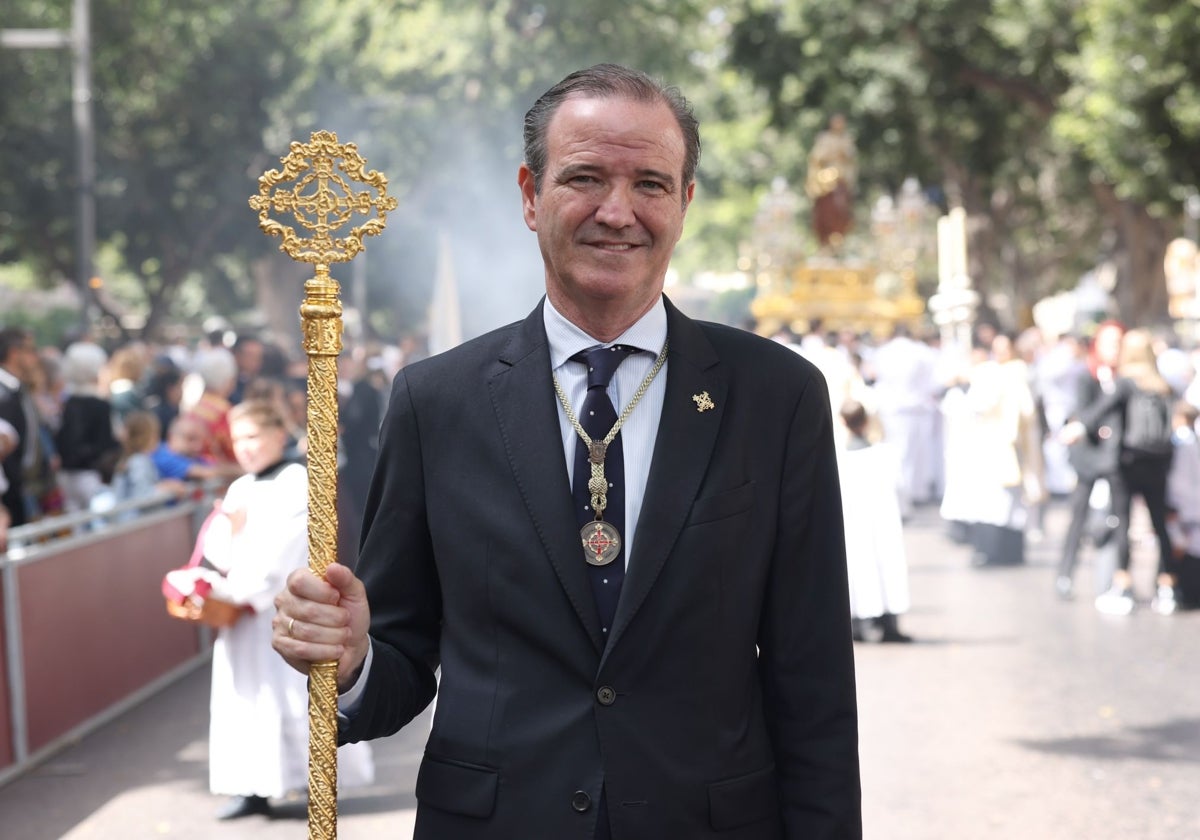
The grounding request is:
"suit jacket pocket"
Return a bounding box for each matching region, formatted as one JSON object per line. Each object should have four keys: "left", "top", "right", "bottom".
{"left": 687, "top": 481, "right": 756, "bottom": 527}
{"left": 708, "top": 764, "right": 779, "bottom": 831}
{"left": 415, "top": 753, "right": 498, "bottom": 818}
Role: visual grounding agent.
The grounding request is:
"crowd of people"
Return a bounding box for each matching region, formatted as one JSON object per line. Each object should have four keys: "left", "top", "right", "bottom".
{"left": 3, "top": 308, "right": 1198, "bottom": 622}
{"left": 775, "top": 316, "right": 1200, "bottom": 622}
{"left": 0, "top": 325, "right": 416, "bottom": 551}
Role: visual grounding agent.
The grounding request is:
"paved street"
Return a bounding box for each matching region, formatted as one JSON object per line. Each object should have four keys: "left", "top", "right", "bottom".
{"left": 1, "top": 499, "right": 1197, "bottom": 839}
{"left": 856, "top": 503, "right": 1199, "bottom": 839}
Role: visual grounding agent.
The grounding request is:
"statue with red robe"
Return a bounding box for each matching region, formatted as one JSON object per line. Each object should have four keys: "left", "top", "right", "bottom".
{"left": 805, "top": 114, "right": 858, "bottom": 248}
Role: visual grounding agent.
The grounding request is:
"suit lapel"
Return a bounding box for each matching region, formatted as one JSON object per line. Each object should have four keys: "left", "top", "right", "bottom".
{"left": 488, "top": 302, "right": 605, "bottom": 652}
{"left": 605, "top": 299, "right": 726, "bottom": 656}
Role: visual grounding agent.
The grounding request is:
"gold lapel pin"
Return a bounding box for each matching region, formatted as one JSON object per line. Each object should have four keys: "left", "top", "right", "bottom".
{"left": 692, "top": 391, "right": 715, "bottom": 412}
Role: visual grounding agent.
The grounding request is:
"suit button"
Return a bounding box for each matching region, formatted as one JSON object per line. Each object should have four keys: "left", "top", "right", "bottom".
{"left": 596, "top": 686, "right": 616, "bottom": 706}
{"left": 571, "top": 790, "right": 592, "bottom": 812}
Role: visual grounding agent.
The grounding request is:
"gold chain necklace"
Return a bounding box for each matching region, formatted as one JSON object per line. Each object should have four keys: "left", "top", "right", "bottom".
{"left": 552, "top": 340, "right": 669, "bottom": 566}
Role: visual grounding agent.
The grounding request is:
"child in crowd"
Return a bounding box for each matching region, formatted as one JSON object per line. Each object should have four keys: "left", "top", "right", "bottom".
{"left": 152, "top": 415, "right": 243, "bottom": 484}
{"left": 109, "top": 412, "right": 191, "bottom": 504}
{"left": 838, "top": 399, "right": 913, "bottom": 642}
{"left": 1166, "top": 400, "right": 1200, "bottom": 611}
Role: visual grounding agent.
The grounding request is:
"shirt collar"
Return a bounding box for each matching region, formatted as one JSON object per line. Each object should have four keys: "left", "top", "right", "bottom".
{"left": 0, "top": 366, "right": 20, "bottom": 391}
{"left": 543, "top": 295, "right": 668, "bottom": 371}
{"left": 254, "top": 459, "right": 291, "bottom": 481}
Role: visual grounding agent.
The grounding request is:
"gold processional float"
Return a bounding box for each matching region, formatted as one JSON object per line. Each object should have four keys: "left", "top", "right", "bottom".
{"left": 750, "top": 261, "right": 927, "bottom": 338}
{"left": 249, "top": 131, "right": 397, "bottom": 840}
{"left": 749, "top": 114, "right": 932, "bottom": 338}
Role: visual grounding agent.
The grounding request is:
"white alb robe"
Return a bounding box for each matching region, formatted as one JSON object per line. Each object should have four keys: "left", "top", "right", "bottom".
{"left": 203, "top": 462, "right": 373, "bottom": 798}
{"left": 838, "top": 443, "right": 911, "bottom": 619}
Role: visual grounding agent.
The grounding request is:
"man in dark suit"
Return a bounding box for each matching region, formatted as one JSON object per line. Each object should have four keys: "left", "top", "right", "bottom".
{"left": 273, "top": 64, "right": 861, "bottom": 838}
{"left": 0, "top": 327, "right": 38, "bottom": 527}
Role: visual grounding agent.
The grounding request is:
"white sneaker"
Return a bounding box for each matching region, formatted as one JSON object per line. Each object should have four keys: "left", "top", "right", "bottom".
{"left": 1055, "top": 576, "right": 1074, "bottom": 600}
{"left": 1151, "top": 585, "right": 1177, "bottom": 616}
{"left": 1095, "top": 586, "right": 1135, "bottom": 616}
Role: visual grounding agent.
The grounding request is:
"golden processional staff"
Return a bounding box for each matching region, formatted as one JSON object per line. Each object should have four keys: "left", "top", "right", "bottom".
{"left": 249, "top": 130, "right": 397, "bottom": 839}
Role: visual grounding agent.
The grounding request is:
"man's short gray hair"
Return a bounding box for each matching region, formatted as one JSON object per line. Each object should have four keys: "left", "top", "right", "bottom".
{"left": 522, "top": 63, "right": 701, "bottom": 204}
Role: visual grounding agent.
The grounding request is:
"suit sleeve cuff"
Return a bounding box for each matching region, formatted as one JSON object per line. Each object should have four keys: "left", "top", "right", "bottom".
{"left": 336, "top": 640, "right": 374, "bottom": 721}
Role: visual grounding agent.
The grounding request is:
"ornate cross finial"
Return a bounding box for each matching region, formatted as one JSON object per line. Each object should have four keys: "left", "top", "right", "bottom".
{"left": 248, "top": 129, "right": 398, "bottom": 270}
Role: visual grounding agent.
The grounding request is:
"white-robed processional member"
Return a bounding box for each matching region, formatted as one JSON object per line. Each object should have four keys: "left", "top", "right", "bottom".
{"left": 837, "top": 400, "right": 912, "bottom": 643}
{"left": 271, "top": 64, "right": 861, "bottom": 839}
{"left": 200, "top": 400, "right": 373, "bottom": 820}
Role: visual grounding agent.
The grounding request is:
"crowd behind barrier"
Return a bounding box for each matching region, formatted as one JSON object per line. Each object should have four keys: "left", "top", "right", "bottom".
{"left": 0, "top": 323, "right": 421, "bottom": 791}
{"left": 0, "top": 325, "right": 418, "bottom": 553}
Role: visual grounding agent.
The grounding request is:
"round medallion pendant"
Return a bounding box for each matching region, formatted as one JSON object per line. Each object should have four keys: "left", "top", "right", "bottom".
{"left": 581, "top": 520, "right": 622, "bottom": 566}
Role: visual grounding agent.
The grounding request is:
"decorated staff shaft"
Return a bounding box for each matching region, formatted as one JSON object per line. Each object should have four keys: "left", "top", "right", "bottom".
{"left": 249, "top": 131, "right": 397, "bottom": 840}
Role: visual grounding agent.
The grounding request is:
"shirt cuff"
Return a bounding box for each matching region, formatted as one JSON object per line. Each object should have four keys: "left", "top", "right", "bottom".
{"left": 336, "top": 640, "right": 373, "bottom": 720}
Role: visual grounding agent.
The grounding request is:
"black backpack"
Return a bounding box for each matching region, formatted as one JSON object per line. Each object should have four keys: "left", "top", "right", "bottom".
{"left": 1122, "top": 387, "right": 1172, "bottom": 455}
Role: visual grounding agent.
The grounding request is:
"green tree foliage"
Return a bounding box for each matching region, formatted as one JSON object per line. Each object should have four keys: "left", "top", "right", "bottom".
{"left": 2, "top": 0, "right": 1196, "bottom": 337}
{"left": 724, "top": 0, "right": 1200, "bottom": 325}
{"left": 1056, "top": 0, "right": 1200, "bottom": 211}
{"left": 0, "top": 0, "right": 307, "bottom": 338}
{"left": 1, "top": 0, "right": 724, "bottom": 343}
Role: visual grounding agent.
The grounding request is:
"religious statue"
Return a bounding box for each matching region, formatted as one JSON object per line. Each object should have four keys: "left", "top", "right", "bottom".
{"left": 805, "top": 113, "right": 858, "bottom": 248}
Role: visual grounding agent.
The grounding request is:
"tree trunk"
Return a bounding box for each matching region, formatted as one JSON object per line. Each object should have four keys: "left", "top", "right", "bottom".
{"left": 1093, "top": 183, "right": 1171, "bottom": 327}
{"left": 253, "top": 254, "right": 311, "bottom": 361}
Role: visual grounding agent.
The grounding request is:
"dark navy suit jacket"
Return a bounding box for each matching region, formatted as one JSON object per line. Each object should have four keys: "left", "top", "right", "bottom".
{"left": 343, "top": 297, "right": 862, "bottom": 839}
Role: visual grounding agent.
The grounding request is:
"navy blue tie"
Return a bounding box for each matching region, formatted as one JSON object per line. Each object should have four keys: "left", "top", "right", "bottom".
{"left": 571, "top": 345, "right": 638, "bottom": 639}
{"left": 573, "top": 345, "right": 637, "bottom": 840}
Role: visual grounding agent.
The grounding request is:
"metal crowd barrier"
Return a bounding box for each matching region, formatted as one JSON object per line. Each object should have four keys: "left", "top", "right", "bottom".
{"left": 0, "top": 484, "right": 222, "bottom": 787}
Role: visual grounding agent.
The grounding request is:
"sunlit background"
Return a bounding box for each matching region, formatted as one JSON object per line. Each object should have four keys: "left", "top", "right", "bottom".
{"left": 2, "top": 0, "right": 1198, "bottom": 351}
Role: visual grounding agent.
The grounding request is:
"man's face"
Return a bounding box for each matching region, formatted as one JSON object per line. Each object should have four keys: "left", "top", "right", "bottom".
{"left": 3, "top": 338, "right": 38, "bottom": 380}
{"left": 236, "top": 341, "right": 264, "bottom": 378}
{"left": 519, "top": 95, "right": 693, "bottom": 323}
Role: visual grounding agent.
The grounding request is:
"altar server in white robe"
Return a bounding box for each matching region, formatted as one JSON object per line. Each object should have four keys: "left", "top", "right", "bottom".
{"left": 838, "top": 400, "right": 912, "bottom": 642}
{"left": 203, "top": 399, "right": 373, "bottom": 820}
{"left": 872, "top": 324, "right": 940, "bottom": 516}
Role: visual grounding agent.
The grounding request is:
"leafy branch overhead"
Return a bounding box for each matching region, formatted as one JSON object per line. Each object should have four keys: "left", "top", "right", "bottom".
{"left": 1, "top": 0, "right": 1196, "bottom": 337}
